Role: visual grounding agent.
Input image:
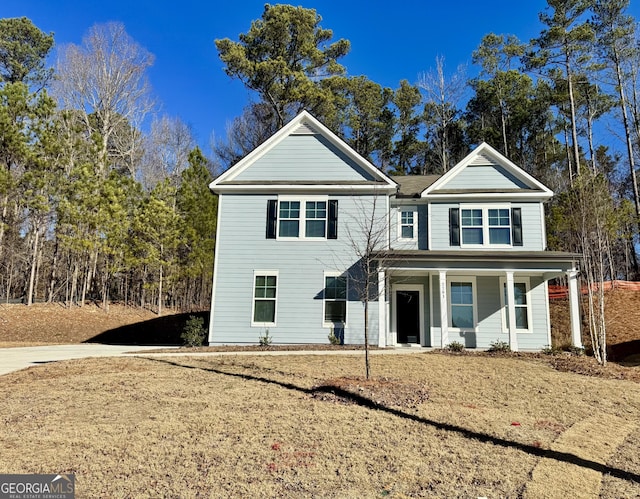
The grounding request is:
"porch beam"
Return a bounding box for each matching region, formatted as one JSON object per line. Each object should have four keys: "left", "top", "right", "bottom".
{"left": 505, "top": 271, "right": 518, "bottom": 351}
{"left": 377, "top": 269, "right": 386, "bottom": 348}
{"left": 567, "top": 269, "right": 583, "bottom": 348}
{"left": 439, "top": 270, "right": 448, "bottom": 347}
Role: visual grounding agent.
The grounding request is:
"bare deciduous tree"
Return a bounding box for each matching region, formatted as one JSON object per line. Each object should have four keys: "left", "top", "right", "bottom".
{"left": 418, "top": 56, "right": 467, "bottom": 173}
{"left": 54, "top": 22, "right": 154, "bottom": 177}
{"left": 140, "top": 115, "right": 195, "bottom": 190}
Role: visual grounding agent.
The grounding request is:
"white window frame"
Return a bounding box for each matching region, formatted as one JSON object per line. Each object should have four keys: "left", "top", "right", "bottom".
{"left": 397, "top": 206, "right": 417, "bottom": 242}
{"left": 446, "top": 276, "right": 477, "bottom": 332}
{"left": 277, "top": 195, "right": 329, "bottom": 240}
{"left": 499, "top": 277, "right": 531, "bottom": 333}
{"left": 323, "top": 271, "right": 348, "bottom": 328}
{"left": 460, "top": 204, "right": 512, "bottom": 248}
{"left": 251, "top": 270, "right": 278, "bottom": 327}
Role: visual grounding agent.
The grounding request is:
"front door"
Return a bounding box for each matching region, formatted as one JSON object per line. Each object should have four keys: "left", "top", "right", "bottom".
{"left": 396, "top": 290, "right": 420, "bottom": 344}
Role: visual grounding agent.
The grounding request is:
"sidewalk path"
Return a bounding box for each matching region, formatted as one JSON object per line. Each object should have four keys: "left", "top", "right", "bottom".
{"left": 0, "top": 344, "right": 171, "bottom": 376}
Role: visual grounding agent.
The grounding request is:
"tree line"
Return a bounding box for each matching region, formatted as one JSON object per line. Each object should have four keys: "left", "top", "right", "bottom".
{"left": 0, "top": 19, "right": 216, "bottom": 311}
{"left": 1, "top": 1, "right": 638, "bottom": 337}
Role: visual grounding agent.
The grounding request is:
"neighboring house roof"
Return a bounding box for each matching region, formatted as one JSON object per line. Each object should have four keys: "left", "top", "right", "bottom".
{"left": 422, "top": 142, "right": 554, "bottom": 201}
{"left": 393, "top": 175, "right": 441, "bottom": 198}
{"left": 210, "top": 110, "right": 398, "bottom": 194}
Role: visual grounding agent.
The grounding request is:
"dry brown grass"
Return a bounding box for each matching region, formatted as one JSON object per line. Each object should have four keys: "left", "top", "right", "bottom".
{"left": 0, "top": 352, "right": 638, "bottom": 497}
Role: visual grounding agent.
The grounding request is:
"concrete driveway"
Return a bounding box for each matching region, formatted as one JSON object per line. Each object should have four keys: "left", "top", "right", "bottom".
{"left": 0, "top": 344, "right": 169, "bottom": 376}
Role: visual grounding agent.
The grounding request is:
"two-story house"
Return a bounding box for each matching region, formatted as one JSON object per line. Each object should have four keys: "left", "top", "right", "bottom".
{"left": 208, "top": 111, "right": 582, "bottom": 351}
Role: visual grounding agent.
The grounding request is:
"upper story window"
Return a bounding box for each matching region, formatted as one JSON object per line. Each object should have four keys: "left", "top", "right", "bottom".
{"left": 266, "top": 198, "right": 338, "bottom": 240}
{"left": 279, "top": 201, "right": 300, "bottom": 237}
{"left": 450, "top": 206, "right": 522, "bottom": 248}
{"left": 398, "top": 207, "right": 417, "bottom": 241}
{"left": 305, "top": 201, "right": 327, "bottom": 237}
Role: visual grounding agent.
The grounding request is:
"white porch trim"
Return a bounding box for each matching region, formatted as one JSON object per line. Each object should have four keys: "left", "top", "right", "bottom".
{"left": 567, "top": 269, "right": 583, "bottom": 348}
{"left": 378, "top": 269, "right": 386, "bottom": 347}
{"left": 505, "top": 271, "right": 518, "bottom": 351}
{"left": 439, "top": 270, "right": 448, "bottom": 347}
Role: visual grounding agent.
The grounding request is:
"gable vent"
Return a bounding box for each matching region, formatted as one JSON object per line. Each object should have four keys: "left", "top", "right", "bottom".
{"left": 292, "top": 122, "right": 319, "bottom": 135}
{"left": 470, "top": 152, "right": 498, "bottom": 166}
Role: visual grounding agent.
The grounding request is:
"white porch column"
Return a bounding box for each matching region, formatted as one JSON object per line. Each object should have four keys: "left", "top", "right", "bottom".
{"left": 439, "top": 270, "right": 448, "bottom": 347}
{"left": 567, "top": 269, "right": 583, "bottom": 348}
{"left": 377, "top": 269, "right": 386, "bottom": 347}
{"left": 505, "top": 271, "right": 518, "bottom": 351}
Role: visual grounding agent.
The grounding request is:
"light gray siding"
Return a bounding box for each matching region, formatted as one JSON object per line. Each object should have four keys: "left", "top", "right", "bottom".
{"left": 428, "top": 274, "right": 552, "bottom": 350}
{"left": 436, "top": 164, "right": 529, "bottom": 191}
{"left": 233, "top": 134, "right": 376, "bottom": 182}
{"left": 210, "top": 193, "right": 384, "bottom": 344}
{"left": 389, "top": 203, "right": 428, "bottom": 250}
{"left": 429, "top": 202, "right": 545, "bottom": 251}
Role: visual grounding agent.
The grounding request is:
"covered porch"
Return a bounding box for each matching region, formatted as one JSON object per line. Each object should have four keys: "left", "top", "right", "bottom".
{"left": 375, "top": 251, "right": 582, "bottom": 351}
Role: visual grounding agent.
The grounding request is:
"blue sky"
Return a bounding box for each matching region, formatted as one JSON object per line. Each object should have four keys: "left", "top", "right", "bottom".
{"left": 4, "top": 1, "right": 639, "bottom": 154}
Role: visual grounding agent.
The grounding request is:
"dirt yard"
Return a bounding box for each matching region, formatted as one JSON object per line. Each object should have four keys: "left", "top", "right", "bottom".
{"left": 0, "top": 353, "right": 637, "bottom": 497}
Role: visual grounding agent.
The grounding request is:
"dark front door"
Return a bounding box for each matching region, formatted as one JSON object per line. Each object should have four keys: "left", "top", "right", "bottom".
{"left": 397, "top": 290, "right": 420, "bottom": 344}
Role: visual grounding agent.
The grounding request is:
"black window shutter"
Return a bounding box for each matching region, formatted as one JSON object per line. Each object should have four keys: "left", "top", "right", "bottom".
{"left": 328, "top": 200, "right": 338, "bottom": 239}
{"left": 266, "top": 200, "right": 277, "bottom": 239}
{"left": 511, "top": 207, "right": 523, "bottom": 246}
{"left": 449, "top": 208, "right": 460, "bottom": 246}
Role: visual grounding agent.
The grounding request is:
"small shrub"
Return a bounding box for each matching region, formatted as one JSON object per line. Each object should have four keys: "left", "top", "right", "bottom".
{"left": 487, "top": 340, "right": 511, "bottom": 353}
{"left": 446, "top": 341, "right": 465, "bottom": 352}
{"left": 541, "top": 345, "right": 562, "bottom": 355}
{"left": 328, "top": 329, "right": 341, "bottom": 345}
{"left": 567, "top": 345, "right": 585, "bottom": 356}
{"left": 181, "top": 315, "right": 206, "bottom": 347}
{"left": 259, "top": 329, "right": 272, "bottom": 346}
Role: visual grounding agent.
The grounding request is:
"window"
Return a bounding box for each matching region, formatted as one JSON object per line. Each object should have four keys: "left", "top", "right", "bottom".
{"left": 305, "top": 201, "right": 327, "bottom": 237}
{"left": 267, "top": 198, "right": 338, "bottom": 239}
{"left": 252, "top": 273, "right": 277, "bottom": 325}
{"left": 398, "top": 208, "right": 417, "bottom": 240}
{"left": 324, "top": 274, "right": 347, "bottom": 325}
{"left": 455, "top": 205, "right": 518, "bottom": 247}
{"left": 500, "top": 278, "right": 530, "bottom": 331}
{"left": 461, "top": 209, "right": 483, "bottom": 245}
{"left": 488, "top": 209, "right": 511, "bottom": 244}
{"left": 447, "top": 277, "right": 476, "bottom": 330}
{"left": 278, "top": 201, "right": 300, "bottom": 237}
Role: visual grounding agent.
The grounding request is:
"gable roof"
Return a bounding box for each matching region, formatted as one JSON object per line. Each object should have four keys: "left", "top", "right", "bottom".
{"left": 421, "top": 142, "right": 553, "bottom": 200}
{"left": 210, "top": 111, "right": 397, "bottom": 193}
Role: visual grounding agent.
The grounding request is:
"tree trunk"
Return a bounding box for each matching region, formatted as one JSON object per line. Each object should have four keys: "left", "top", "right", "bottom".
{"left": 26, "top": 227, "right": 40, "bottom": 306}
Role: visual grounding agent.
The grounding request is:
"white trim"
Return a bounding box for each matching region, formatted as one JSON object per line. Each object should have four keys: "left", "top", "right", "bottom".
{"left": 439, "top": 270, "right": 448, "bottom": 347}
{"left": 459, "top": 204, "right": 513, "bottom": 248}
{"left": 378, "top": 269, "right": 386, "bottom": 347}
{"left": 421, "top": 142, "right": 553, "bottom": 199}
{"left": 446, "top": 275, "right": 478, "bottom": 333}
{"left": 391, "top": 283, "right": 425, "bottom": 346}
{"left": 540, "top": 202, "right": 547, "bottom": 249}
{"left": 429, "top": 273, "right": 434, "bottom": 347}
{"left": 544, "top": 280, "right": 552, "bottom": 347}
{"left": 210, "top": 111, "right": 397, "bottom": 190}
{"left": 499, "top": 276, "right": 532, "bottom": 334}
{"left": 397, "top": 205, "right": 418, "bottom": 242}
{"left": 427, "top": 202, "right": 432, "bottom": 250}
{"left": 567, "top": 269, "right": 583, "bottom": 348}
{"left": 211, "top": 183, "right": 397, "bottom": 194}
{"left": 208, "top": 195, "right": 224, "bottom": 343}
{"left": 322, "top": 271, "right": 348, "bottom": 328}
{"left": 251, "top": 270, "right": 279, "bottom": 327}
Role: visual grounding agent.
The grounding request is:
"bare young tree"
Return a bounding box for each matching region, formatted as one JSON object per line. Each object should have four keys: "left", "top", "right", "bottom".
{"left": 417, "top": 56, "right": 467, "bottom": 173}
{"left": 342, "top": 191, "right": 394, "bottom": 379}
{"left": 54, "top": 22, "right": 154, "bottom": 177}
